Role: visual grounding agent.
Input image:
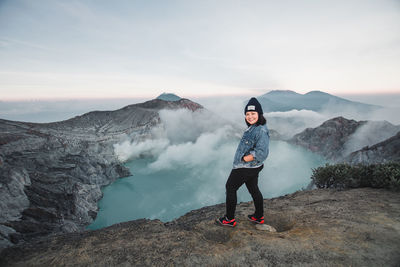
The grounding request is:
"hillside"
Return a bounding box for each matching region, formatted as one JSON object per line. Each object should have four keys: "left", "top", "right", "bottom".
{"left": 1, "top": 188, "right": 399, "bottom": 266}
{"left": 289, "top": 117, "right": 365, "bottom": 161}
{"left": 0, "top": 97, "right": 204, "bottom": 250}
{"left": 289, "top": 117, "right": 400, "bottom": 162}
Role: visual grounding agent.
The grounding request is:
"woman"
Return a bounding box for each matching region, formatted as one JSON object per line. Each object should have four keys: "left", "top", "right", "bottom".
{"left": 217, "top": 97, "right": 270, "bottom": 227}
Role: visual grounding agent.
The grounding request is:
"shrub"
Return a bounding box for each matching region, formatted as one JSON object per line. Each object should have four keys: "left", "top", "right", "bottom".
{"left": 311, "top": 162, "right": 400, "bottom": 191}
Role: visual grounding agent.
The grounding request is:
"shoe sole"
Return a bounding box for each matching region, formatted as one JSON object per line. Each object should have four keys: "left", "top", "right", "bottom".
{"left": 216, "top": 219, "right": 236, "bottom": 227}
{"left": 247, "top": 217, "right": 264, "bottom": 224}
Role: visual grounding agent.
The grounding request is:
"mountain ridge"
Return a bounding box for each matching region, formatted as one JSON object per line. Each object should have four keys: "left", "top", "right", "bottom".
{"left": 258, "top": 90, "right": 381, "bottom": 113}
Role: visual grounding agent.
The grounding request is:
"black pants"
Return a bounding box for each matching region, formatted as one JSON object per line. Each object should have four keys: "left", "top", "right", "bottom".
{"left": 225, "top": 165, "right": 264, "bottom": 220}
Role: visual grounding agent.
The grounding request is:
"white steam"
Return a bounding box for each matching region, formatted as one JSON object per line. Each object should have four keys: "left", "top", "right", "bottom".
{"left": 266, "top": 109, "right": 327, "bottom": 139}
{"left": 113, "top": 108, "right": 241, "bottom": 162}
{"left": 148, "top": 126, "right": 236, "bottom": 171}
{"left": 343, "top": 120, "right": 400, "bottom": 156}
{"left": 112, "top": 107, "right": 326, "bottom": 204}
{"left": 113, "top": 138, "right": 170, "bottom": 162}
{"left": 157, "top": 108, "right": 238, "bottom": 144}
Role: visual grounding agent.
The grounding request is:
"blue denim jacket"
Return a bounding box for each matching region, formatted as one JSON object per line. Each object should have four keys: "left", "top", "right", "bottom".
{"left": 233, "top": 124, "right": 270, "bottom": 169}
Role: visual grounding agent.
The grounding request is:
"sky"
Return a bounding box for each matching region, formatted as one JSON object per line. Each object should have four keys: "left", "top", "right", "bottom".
{"left": 0, "top": 0, "right": 400, "bottom": 100}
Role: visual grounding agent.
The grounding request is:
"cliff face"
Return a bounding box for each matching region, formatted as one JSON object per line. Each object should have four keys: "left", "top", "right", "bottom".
{"left": 289, "top": 117, "right": 400, "bottom": 163}
{"left": 0, "top": 98, "right": 203, "bottom": 250}
{"left": 1, "top": 188, "right": 399, "bottom": 266}
{"left": 289, "top": 117, "right": 364, "bottom": 161}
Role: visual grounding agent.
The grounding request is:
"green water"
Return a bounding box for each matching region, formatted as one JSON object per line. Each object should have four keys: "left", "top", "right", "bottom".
{"left": 88, "top": 141, "right": 325, "bottom": 230}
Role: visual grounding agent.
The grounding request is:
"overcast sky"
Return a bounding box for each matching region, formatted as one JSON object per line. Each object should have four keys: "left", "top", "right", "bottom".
{"left": 1, "top": 0, "right": 399, "bottom": 100}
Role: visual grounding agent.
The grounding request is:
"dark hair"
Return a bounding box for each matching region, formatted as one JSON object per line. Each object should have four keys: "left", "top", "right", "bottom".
{"left": 245, "top": 113, "right": 267, "bottom": 127}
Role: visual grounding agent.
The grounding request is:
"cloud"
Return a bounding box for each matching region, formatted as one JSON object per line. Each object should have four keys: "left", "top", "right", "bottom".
{"left": 2, "top": 1, "right": 400, "bottom": 100}
{"left": 342, "top": 120, "right": 400, "bottom": 156}
{"left": 316, "top": 95, "right": 400, "bottom": 126}
{"left": 195, "top": 96, "right": 248, "bottom": 125}
{"left": 158, "top": 108, "right": 240, "bottom": 144}
{"left": 148, "top": 125, "right": 236, "bottom": 171}
{"left": 266, "top": 109, "right": 328, "bottom": 139}
{"left": 113, "top": 138, "right": 170, "bottom": 162}
{"left": 113, "top": 108, "right": 240, "bottom": 163}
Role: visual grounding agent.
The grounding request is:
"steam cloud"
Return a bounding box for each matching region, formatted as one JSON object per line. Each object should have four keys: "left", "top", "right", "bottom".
{"left": 266, "top": 109, "right": 327, "bottom": 139}
{"left": 343, "top": 120, "right": 400, "bottom": 156}
{"left": 114, "top": 138, "right": 170, "bottom": 162}
{"left": 113, "top": 108, "right": 325, "bottom": 210}
{"left": 113, "top": 108, "right": 241, "bottom": 162}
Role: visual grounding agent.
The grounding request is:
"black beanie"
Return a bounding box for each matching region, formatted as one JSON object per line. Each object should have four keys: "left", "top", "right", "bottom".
{"left": 244, "top": 97, "right": 263, "bottom": 115}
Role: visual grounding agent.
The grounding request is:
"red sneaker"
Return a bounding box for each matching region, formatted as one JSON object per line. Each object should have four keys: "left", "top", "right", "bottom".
{"left": 216, "top": 216, "right": 237, "bottom": 227}
{"left": 247, "top": 214, "right": 264, "bottom": 224}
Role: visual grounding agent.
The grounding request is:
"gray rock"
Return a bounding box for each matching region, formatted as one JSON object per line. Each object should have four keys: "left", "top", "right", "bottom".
{"left": 289, "top": 117, "right": 365, "bottom": 161}
{"left": 255, "top": 224, "right": 277, "bottom": 232}
{"left": 0, "top": 167, "right": 30, "bottom": 223}
{"left": 0, "top": 225, "right": 16, "bottom": 250}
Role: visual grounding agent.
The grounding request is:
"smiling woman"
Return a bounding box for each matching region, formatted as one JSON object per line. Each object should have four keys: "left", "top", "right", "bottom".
{"left": 216, "top": 97, "right": 269, "bottom": 227}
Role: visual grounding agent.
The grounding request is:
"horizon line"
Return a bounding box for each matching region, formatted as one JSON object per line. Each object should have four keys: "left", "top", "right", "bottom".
{"left": 1, "top": 90, "right": 400, "bottom": 102}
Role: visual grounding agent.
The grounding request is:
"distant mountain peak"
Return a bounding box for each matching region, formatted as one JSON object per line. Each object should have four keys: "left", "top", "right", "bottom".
{"left": 257, "top": 89, "right": 380, "bottom": 113}
{"left": 306, "top": 90, "right": 324, "bottom": 94}
{"left": 265, "top": 90, "right": 299, "bottom": 95}
{"left": 156, "top": 93, "right": 182, "bottom": 102}
{"left": 305, "top": 90, "right": 331, "bottom": 96}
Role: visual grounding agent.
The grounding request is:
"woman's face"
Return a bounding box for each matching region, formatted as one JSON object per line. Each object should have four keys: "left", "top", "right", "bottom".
{"left": 245, "top": 111, "right": 259, "bottom": 125}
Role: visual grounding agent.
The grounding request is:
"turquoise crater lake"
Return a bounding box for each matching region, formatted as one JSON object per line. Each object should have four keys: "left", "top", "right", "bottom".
{"left": 88, "top": 141, "right": 325, "bottom": 230}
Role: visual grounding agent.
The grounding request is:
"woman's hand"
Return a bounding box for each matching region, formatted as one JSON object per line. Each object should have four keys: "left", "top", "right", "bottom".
{"left": 243, "top": 154, "right": 254, "bottom": 162}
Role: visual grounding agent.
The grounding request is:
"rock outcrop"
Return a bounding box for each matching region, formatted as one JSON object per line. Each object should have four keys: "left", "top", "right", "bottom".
{"left": 289, "top": 117, "right": 400, "bottom": 162}
{"left": 0, "top": 98, "right": 203, "bottom": 250}
{"left": 1, "top": 188, "right": 399, "bottom": 266}
{"left": 289, "top": 117, "right": 365, "bottom": 161}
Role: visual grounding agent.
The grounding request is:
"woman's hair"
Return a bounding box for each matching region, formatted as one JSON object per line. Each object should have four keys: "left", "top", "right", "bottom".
{"left": 245, "top": 113, "right": 267, "bottom": 127}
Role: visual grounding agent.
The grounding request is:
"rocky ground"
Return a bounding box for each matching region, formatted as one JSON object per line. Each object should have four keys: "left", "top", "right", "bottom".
{"left": 1, "top": 188, "right": 399, "bottom": 266}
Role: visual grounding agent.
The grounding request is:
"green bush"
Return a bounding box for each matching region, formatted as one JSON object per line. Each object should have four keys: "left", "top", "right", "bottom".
{"left": 311, "top": 162, "right": 400, "bottom": 191}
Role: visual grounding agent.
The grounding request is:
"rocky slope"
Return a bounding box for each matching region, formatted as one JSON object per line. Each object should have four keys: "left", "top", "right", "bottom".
{"left": 345, "top": 131, "right": 400, "bottom": 164}
{"left": 289, "top": 117, "right": 400, "bottom": 162}
{"left": 0, "top": 98, "right": 203, "bottom": 250}
{"left": 289, "top": 117, "right": 365, "bottom": 161}
{"left": 1, "top": 188, "right": 399, "bottom": 266}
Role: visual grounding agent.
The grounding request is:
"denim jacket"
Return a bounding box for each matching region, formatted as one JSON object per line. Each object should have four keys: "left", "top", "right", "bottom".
{"left": 233, "top": 124, "right": 270, "bottom": 169}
